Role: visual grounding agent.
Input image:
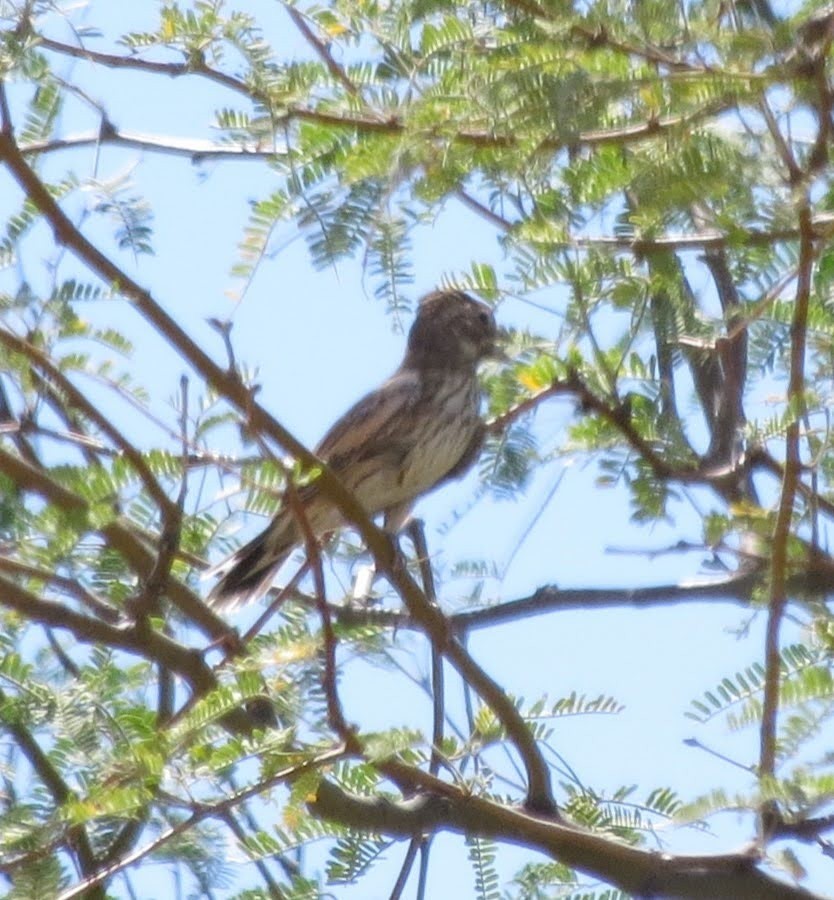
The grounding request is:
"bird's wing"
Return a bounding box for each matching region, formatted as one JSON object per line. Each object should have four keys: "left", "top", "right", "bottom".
{"left": 314, "top": 369, "right": 421, "bottom": 472}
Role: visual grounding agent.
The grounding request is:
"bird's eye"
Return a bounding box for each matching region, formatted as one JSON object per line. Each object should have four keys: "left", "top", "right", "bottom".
{"left": 478, "top": 311, "right": 491, "bottom": 325}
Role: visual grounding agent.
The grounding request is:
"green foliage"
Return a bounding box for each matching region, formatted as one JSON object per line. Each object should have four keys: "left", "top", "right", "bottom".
{"left": 480, "top": 425, "right": 538, "bottom": 498}
{"left": 326, "top": 832, "right": 390, "bottom": 885}
{"left": 687, "top": 644, "right": 832, "bottom": 726}
{"left": 469, "top": 692, "right": 623, "bottom": 753}
{"left": 89, "top": 172, "right": 155, "bottom": 258}
{"left": 561, "top": 783, "right": 678, "bottom": 842}
{"left": 509, "top": 860, "right": 577, "bottom": 900}
{"left": 685, "top": 640, "right": 834, "bottom": 783}
{"left": 6, "top": 176, "right": 77, "bottom": 244}
{"left": 509, "top": 856, "right": 632, "bottom": 900}
{"left": 18, "top": 77, "right": 62, "bottom": 147}
{"left": 467, "top": 836, "right": 500, "bottom": 900}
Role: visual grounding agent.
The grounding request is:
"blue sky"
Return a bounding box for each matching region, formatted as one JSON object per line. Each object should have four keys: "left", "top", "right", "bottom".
{"left": 2, "top": 1, "right": 830, "bottom": 897}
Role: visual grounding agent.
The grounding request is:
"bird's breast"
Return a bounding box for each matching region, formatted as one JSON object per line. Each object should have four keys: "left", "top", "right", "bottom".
{"left": 395, "top": 371, "right": 481, "bottom": 494}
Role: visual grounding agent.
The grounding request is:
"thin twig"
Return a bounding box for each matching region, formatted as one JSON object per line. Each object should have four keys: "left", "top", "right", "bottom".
{"left": 33, "top": 35, "right": 736, "bottom": 154}
{"left": 0, "top": 555, "right": 120, "bottom": 622}
{"left": 403, "top": 522, "right": 557, "bottom": 814}
{"left": 130, "top": 377, "right": 191, "bottom": 620}
{"left": 455, "top": 188, "right": 513, "bottom": 231}
{"left": 218, "top": 809, "right": 286, "bottom": 896}
{"left": 4, "top": 711, "right": 104, "bottom": 893}
{"left": 406, "top": 522, "right": 445, "bottom": 776}
{"left": 239, "top": 562, "right": 311, "bottom": 645}
{"left": 456, "top": 182, "right": 834, "bottom": 255}
{"left": 401, "top": 524, "right": 447, "bottom": 900}
{"left": 55, "top": 747, "right": 347, "bottom": 900}
{"left": 283, "top": 3, "right": 359, "bottom": 96}
{"left": 389, "top": 838, "right": 422, "bottom": 900}
{"left": 285, "top": 479, "right": 356, "bottom": 746}
{"left": 20, "top": 128, "right": 283, "bottom": 161}
{"left": 486, "top": 381, "right": 565, "bottom": 435}
{"left": 758, "top": 205, "right": 815, "bottom": 805}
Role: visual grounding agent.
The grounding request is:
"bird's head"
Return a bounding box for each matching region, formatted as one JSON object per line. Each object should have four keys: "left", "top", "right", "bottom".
{"left": 404, "top": 289, "right": 498, "bottom": 371}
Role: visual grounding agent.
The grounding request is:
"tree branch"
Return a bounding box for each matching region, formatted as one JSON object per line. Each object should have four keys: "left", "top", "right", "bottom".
{"left": 0, "top": 442, "right": 231, "bottom": 639}
{"left": 20, "top": 128, "right": 285, "bottom": 161}
{"left": 0, "top": 575, "right": 261, "bottom": 736}
{"left": 56, "top": 747, "right": 347, "bottom": 900}
{"left": 3, "top": 706, "right": 104, "bottom": 895}
{"left": 0, "top": 327, "right": 178, "bottom": 519}
{"left": 36, "top": 36, "right": 255, "bottom": 101}
{"left": 282, "top": 2, "right": 359, "bottom": 97}
{"left": 0, "top": 112, "right": 562, "bottom": 809}
{"left": 34, "top": 33, "right": 736, "bottom": 156}
{"left": 0, "top": 555, "right": 120, "bottom": 622}
{"left": 759, "top": 205, "right": 816, "bottom": 795}
{"left": 455, "top": 190, "right": 834, "bottom": 252}
{"left": 333, "top": 546, "right": 834, "bottom": 634}
{"left": 0, "top": 104, "right": 561, "bottom": 815}
{"left": 401, "top": 521, "right": 557, "bottom": 814}
{"left": 310, "top": 779, "right": 824, "bottom": 900}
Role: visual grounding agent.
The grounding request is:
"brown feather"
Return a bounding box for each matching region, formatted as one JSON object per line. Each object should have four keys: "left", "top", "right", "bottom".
{"left": 207, "top": 289, "right": 497, "bottom": 610}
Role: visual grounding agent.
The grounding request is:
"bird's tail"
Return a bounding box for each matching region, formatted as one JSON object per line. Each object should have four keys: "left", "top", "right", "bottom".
{"left": 206, "top": 523, "right": 294, "bottom": 612}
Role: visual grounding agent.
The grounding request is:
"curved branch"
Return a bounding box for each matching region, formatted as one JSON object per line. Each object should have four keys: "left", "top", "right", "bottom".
{"left": 35, "top": 34, "right": 735, "bottom": 156}
{"left": 0, "top": 442, "right": 230, "bottom": 640}
{"left": 310, "top": 779, "right": 824, "bottom": 900}
{"left": 0, "top": 576, "right": 245, "bottom": 724}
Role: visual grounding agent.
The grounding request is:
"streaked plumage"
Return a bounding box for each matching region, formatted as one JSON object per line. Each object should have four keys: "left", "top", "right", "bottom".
{"left": 207, "top": 289, "right": 497, "bottom": 610}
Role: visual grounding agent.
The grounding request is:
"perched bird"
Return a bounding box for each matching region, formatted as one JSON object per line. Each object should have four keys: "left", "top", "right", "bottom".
{"left": 207, "top": 289, "right": 498, "bottom": 611}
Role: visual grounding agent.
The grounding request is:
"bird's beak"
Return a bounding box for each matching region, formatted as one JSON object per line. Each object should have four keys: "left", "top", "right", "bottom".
{"left": 488, "top": 329, "right": 512, "bottom": 362}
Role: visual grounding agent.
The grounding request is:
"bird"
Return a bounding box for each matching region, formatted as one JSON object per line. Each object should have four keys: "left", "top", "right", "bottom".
{"left": 207, "top": 288, "right": 498, "bottom": 611}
